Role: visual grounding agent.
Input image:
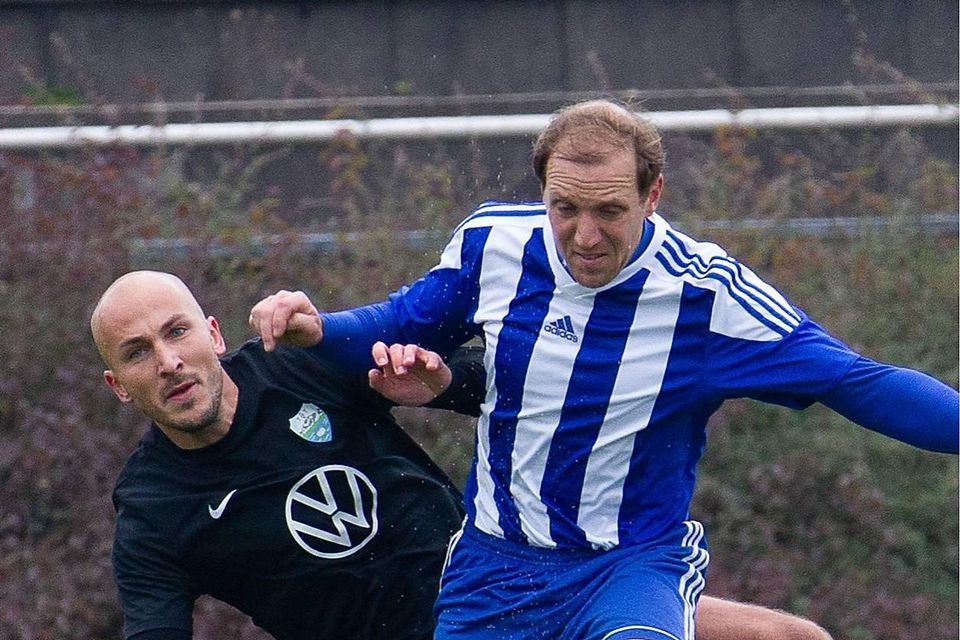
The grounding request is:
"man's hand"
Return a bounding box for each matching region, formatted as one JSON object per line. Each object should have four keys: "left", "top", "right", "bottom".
{"left": 368, "top": 341, "right": 452, "bottom": 407}
{"left": 248, "top": 290, "right": 323, "bottom": 352}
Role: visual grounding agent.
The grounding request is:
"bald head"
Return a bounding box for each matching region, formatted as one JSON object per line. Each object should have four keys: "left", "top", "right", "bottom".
{"left": 91, "top": 271, "right": 205, "bottom": 366}
{"left": 91, "top": 270, "right": 235, "bottom": 449}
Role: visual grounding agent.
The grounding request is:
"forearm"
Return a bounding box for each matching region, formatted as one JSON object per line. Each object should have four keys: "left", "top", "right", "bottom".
{"left": 820, "top": 357, "right": 959, "bottom": 453}
{"left": 315, "top": 302, "right": 404, "bottom": 372}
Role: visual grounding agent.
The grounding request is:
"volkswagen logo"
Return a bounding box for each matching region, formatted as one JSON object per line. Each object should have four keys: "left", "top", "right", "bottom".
{"left": 285, "top": 465, "right": 379, "bottom": 559}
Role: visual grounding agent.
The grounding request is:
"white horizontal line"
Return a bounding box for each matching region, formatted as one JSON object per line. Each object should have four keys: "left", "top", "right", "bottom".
{"left": 0, "top": 104, "right": 955, "bottom": 149}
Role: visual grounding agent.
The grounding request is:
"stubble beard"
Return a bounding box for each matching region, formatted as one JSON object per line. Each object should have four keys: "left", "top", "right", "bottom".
{"left": 164, "top": 370, "right": 225, "bottom": 435}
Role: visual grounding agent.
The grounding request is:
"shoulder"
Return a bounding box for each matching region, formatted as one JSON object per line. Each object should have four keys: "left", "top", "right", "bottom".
{"left": 649, "top": 214, "right": 730, "bottom": 265}
{"left": 452, "top": 200, "right": 547, "bottom": 235}
{"left": 222, "top": 339, "right": 352, "bottom": 385}
{"left": 648, "top": 213, "right": 767, "bottom": 289}
{"left": 224, "top": 339, "right": 376, "bottom": 410}
{"left": 220, "top": 338, "right": 271, "bottom": 376}
{"left": 111, "top": 441, "right": 179, "bottom": 561}
{"left": 113, "top": 429, "right": 167, "bottom": 506}
{"left": 647, "top": 213, "right": 804, "bottom": 340}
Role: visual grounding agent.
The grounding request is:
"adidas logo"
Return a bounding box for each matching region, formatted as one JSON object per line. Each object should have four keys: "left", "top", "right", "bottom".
{"left": 543, "top": 315, "right": 579, "bottom": 343}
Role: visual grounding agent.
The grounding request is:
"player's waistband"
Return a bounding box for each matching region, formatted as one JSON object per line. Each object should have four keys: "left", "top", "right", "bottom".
{"left": 461, "top": 519, "right": 706, "bottom": 565}
{"left": 461, "top": 524, "right": 603, "bottom": 563}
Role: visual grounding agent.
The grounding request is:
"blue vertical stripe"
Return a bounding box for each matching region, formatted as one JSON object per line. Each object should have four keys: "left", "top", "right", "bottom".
{"left": 395, "top": 226, "right": 487, "bottom": 353}
{"left": 619, "top": 284, "right": 715, "bottom": 545}
{"left": 540, "top": 272, "right": 649, "bottom": 547}
{"left": 461, "top": 437, "right": 482, "bottom": 528}
{"left": 455, "top": 227, "right": 491, "bottom": 529}
{"left": 488, "top": 229, "right": 555, "bottom": 543}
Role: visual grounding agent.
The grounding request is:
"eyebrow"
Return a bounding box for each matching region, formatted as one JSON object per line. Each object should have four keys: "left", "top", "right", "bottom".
{"left": 117, "top": 313, "right": 190, "bottom": 353}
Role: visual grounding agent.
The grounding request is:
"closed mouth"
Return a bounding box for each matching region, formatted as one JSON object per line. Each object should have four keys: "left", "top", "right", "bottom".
{"left": 575, "top": 252, "right": 606, "bottom": 264}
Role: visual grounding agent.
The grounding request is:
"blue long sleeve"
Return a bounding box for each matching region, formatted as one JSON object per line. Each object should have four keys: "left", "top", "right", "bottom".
{"left": 819, "top": 356, "right": 959, "bottom": 453}
{"left": 313, "top": 302, "right": 404, "bottom": 375}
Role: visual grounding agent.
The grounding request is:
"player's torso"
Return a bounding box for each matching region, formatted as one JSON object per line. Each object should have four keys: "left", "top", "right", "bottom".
{"left": 465, "top": 215, "right": 710, "bottom": 549}
{"left": 183, "top": 394, "right": 444, "bottom": 572}
{"left": 119, "top": 349, "right": 463, "bottom": 638}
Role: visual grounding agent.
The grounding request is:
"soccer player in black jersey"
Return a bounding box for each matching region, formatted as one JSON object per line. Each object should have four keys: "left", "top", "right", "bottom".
{"left": 93, "top": 270, "right": 832, "bottom": 640}
{"left": 90, "top": 271, "right": 483, "bottom": 640}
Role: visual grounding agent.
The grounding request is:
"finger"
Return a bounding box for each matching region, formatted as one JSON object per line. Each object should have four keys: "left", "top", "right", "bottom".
{"left": 271, "top": 296, "right": 293, "bottom": 340}
{"left": 262, "top": 300, "right": 283, "bottom": 351}
{"left": 408, "top": 346, "right": 437, "bottom": 372}
{"left": 251, "top": 299, "right": 276, "bottom": 352}
{"left": 287, "top": 311, "right": 313, "bottom": 337}
{"left": 371, "top": 341, "right": 389, "bottom": 367}
{"left": 403, "top": 344, "right": 419, "bottom": 368}
{"left": 388, "top": 343, "right": 407, "bottom": 375}
{"left": 421, "top": 349, "right": 442, "bottom": 371}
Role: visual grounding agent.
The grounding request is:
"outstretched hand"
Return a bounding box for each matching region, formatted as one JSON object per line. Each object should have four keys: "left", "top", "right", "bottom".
{"left": 248, "top": 290, "right": 323, "bottom": 352}
{"left": 368, "top": 341, "right": 452, "bottom": 407}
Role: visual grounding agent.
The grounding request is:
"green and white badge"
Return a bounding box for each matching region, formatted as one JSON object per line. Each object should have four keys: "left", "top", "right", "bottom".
{"left": 289, "top": 402, "right": 333, "bottom": 443}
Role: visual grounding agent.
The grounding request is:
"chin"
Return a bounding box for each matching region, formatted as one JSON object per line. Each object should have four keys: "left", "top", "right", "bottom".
{"left": 574, "top": 273, "right": 611, "bottom": 288}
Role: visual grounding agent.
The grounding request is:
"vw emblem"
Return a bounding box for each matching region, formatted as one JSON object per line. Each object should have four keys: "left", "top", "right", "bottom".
{"left": 285, "top": 465, "right": 379, "bottom": 559}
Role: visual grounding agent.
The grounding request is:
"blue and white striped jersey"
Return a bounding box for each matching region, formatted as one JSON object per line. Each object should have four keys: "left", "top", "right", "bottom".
{"left": 377, "top": 201, "right": 863, "bottom": 551}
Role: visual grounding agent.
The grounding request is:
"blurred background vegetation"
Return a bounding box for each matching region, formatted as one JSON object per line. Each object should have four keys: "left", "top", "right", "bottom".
{"left": 0, "top": 117, "right": 957, "bottom": 640}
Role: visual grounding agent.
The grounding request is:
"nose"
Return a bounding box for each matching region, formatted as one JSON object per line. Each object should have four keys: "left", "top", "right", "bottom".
{"left": 155, "top": 343, "right": 183, "bottom": 375}
{"left": 574, "top": 213, "right": 602, "bottom": 247}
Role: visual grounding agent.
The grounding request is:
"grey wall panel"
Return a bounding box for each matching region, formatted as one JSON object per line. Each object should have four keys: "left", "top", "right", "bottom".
{"left": 0, "top": 8, "right": 46, "bottom": 102}
{"left": 907, "top": 0, "right": 959, "bottom": 82}
{"left": 392, "top": 1, "right": 459, "bottom": 96}
{"left": 443, "top": 1, "right": 567, "bottom": 95}
{"left": 0, "top": 0, "right": 955, "bottom": 106}
{"left": 565, "top": 0, "right": 735, "bottom": 91}
{"left": 736, "top": 0, "right": 854, "bottom": 86}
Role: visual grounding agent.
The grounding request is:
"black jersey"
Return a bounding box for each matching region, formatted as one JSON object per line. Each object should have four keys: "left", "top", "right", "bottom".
{"left": 112, "top": 340, "right": 469, "bottom": 640}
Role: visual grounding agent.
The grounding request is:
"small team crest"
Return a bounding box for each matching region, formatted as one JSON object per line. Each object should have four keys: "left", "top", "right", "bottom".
{"left": 289, "top": 403, "right": 333, "bottom": 443}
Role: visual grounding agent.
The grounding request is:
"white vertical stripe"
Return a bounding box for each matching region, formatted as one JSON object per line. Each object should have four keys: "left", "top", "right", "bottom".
{"left": 472, "top": 413, "right": 503, "bottom": 537}
{"left": 508, "top": 293, "right": 586, "bottom": 547}
{"left": 470, "top": 224, "right": 537, "bottom": 539}
{"left": 576, "top": 277, "right": 683, "bottom": 548}
{"left": 438, "top": 526, "right": 465, "bottom": 592}
{"left": 433, "top": 224, "right": 465, "bottom": 271}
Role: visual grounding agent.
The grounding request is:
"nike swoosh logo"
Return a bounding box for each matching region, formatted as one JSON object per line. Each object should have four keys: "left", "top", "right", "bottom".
{"left": 208, "top": 489, "right": 238, "bottom": 520}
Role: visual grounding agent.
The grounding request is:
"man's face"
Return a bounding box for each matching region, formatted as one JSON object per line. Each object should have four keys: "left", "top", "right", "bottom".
{"left": 96, "top": 278, "right": 228, "bottom": 444}
{"left": 544, "top": 144, "right": 661, "bottom": 288}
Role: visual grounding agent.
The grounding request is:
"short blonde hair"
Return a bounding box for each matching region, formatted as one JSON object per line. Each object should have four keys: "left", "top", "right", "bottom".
{"left": 532, "top": 99, "right": 665, "bottom": 197}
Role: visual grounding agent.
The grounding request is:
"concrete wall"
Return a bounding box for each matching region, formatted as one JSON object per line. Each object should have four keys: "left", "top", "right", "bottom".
{"left": 0, "top": 0, "right": 956, "bottom": 107}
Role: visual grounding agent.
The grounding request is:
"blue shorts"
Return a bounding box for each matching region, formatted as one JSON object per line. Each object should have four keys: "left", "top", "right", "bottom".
{"left": 434, "top": 522, "right": 709, "bottom": 640}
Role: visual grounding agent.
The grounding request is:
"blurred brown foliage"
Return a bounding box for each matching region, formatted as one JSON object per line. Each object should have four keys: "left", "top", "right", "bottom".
{"left": 0, "top": 125, "right": 956, "bottom": 639}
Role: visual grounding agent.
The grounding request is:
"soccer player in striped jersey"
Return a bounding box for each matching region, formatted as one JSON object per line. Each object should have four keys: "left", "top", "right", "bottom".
{"left": 250, "top": 100, "right": 957, "bottom": 640}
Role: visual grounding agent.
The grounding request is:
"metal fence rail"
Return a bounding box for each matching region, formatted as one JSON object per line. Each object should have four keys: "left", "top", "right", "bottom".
{"left": 0, "top": 104, "right": 957, "bottom": 150}
{"left": 127, "top": 213, "right": 959, "bottom": 260}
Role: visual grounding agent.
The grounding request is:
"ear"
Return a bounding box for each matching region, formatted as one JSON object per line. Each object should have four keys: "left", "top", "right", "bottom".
{"left": 208, "top": 316, "right": 227, "bottom": 356}
{"left": 643, "top": 174, "right": 664, "bottom": 214}
{"left": 104, "top": 370, "right": 132, "bottom": 404}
